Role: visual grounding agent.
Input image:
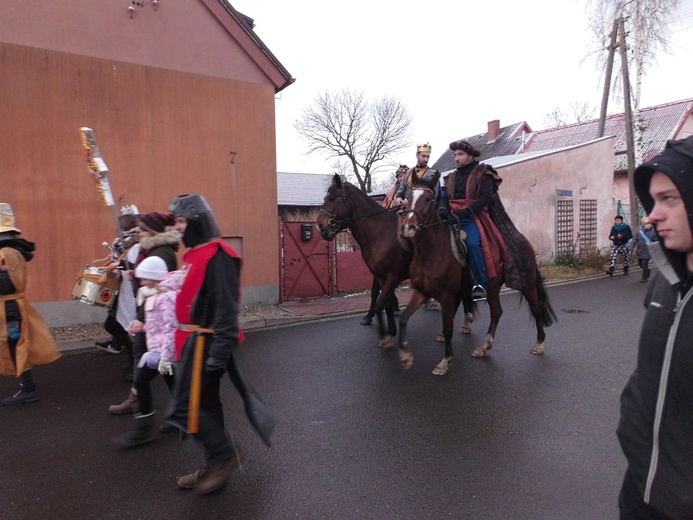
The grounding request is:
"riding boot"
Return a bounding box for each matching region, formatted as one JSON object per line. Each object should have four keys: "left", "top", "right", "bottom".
{"left": 113, "top": 411, "right": 156, "bottom": 447}
{"left": 605, "top": 266, "right": 614, "bottom": 276}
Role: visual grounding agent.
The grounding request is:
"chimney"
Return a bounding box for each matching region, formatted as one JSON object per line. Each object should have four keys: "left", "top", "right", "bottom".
{"left": 487, "top": 120, "right": 500, "bottom": 142}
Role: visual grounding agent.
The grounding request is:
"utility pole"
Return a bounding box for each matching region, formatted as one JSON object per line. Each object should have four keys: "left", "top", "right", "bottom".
{"left": 618, "top": 17, "right": 640, "bottom": 229}
{"left": 597, "top": 19, "right": 619, "bottom": 138}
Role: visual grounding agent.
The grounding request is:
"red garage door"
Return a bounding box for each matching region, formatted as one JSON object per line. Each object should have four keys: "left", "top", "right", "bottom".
{"left": 280, "top": 222, "right": 334, "bottom": 302}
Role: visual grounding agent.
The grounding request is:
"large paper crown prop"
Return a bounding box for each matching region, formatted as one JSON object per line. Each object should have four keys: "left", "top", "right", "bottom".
{"left": 417, "top": 143, "right": 432, "bottom": 153}
{"left": 120, "top": 204, "right": 140, "bottom": 216}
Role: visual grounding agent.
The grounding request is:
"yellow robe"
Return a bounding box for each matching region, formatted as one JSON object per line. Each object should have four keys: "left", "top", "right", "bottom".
{"left": 0, "top": 247, "right": 61, "bottom": 376}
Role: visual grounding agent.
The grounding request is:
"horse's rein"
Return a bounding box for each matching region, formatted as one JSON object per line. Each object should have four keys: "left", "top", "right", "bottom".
{"left": 320, "top": 195, "right": 394, "bottom": 234}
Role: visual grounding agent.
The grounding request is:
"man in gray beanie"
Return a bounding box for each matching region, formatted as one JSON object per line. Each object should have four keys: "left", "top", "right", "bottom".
{"left": 617, "top": 135, "right": 693, "bottom": 518}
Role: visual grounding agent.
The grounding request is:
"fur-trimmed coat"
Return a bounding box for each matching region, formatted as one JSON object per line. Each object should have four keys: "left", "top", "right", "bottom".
{"left": 444, "top": 163, "right": 537, "bottom": 291}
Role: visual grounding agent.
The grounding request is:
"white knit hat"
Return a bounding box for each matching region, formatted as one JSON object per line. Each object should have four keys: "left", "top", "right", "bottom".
{"left": 134, "top": 256, "right": 168, "bottom": 281}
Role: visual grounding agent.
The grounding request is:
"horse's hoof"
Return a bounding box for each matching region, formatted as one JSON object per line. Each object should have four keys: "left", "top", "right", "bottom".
{"left": 360, "top": 316, "right": 373, "bottom": 326}
{"left": 471, "top": 345, "right": 489, "bottom": 358}
{"left": 435, "top": 332, "right": 444, "bottom": 342}
{"left": 399, "top": 351, "right": 414, "bottom": 369}
{"left": 432, "top": 359, "right": 451, "bottom": 376}
{"left": 531, "top": 343, "right": 545, "bottom": 355}
{"left": 458, "top": 325, "right": 471, "bottom": 334}
{"left": 379, "top": 335, "right": 394, "bottom": 350}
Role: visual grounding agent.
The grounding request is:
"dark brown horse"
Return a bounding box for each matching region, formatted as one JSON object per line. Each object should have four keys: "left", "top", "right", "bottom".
{"left": 398, "top": 184, "right": 474, "bottom": 375}
{"left": 400, "top": 182, "right": 556, "bottom": 375}
{"left": 315, "top": 174, "right": 411, "bottom": 347}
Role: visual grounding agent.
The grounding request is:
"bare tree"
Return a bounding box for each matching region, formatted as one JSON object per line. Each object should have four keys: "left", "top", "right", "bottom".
{"left": 542, "top": 101, "right": 598, "bottom": 128}
{"left": 294, "top": 89, "right": 413, "bottom": 192}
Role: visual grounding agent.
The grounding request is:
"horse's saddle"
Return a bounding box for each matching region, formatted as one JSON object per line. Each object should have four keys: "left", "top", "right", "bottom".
{"left": 449, "top": 225, "right": 467, "bottom": 267}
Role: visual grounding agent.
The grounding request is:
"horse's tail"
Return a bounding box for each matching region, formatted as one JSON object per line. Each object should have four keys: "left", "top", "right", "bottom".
{"left": 534, "top": 266, "right": 557, "bottom": 327}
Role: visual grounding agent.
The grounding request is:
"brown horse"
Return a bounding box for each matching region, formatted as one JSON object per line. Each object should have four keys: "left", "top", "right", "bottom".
{"left": 315, "top": 174, "right": 410, "bottom": 347}
{"left": 398, "top": 184, "right": 474, "bottom": 375}
{"left": 400, "top": 182, "right": 557, "bottom": 375}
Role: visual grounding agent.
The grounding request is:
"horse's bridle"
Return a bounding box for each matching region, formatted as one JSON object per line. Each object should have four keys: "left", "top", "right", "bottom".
{"left": 404, "top": 187, "right": 438, "bottom": 233}
{"left": 319, "top": 192, "right": 393, "bottom": 235}
{"left": 318, "top": 194, "right": 352, "bottom": 234}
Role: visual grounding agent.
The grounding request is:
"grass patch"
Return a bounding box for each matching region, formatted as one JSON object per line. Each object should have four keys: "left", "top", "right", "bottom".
{"left": 539, "top": 248, "right": 612, "bottom": 282}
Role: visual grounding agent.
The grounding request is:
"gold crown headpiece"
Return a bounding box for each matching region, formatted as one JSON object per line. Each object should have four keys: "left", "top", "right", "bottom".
{"left": 417, "top": 143, "right": 431, "bottom": 153}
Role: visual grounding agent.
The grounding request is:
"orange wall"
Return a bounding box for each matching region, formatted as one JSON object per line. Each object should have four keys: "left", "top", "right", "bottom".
{"left": 0, "top": 43, "right": 279, "bottom": 303}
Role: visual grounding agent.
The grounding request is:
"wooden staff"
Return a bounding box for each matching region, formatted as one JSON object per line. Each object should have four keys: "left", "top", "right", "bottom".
{"left": 187, "top": 333, "right": 205, "bottom": 433}
{"left": 179, "top": 325, "right": 215, "bottom": 433}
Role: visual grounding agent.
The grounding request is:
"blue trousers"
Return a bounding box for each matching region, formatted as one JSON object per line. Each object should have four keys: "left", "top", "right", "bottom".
{"left": 459, "top": 217, "right": 488, "bottom": 288}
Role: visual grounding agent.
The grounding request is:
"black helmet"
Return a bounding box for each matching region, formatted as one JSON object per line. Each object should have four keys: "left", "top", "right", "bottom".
{"left": 169, "top": 194, "right": 221, "bottom": 247}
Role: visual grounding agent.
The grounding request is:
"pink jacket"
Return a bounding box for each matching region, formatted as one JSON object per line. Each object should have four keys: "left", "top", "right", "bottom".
{"left": 141, "top": 270, "right": 182, "bottom": 363}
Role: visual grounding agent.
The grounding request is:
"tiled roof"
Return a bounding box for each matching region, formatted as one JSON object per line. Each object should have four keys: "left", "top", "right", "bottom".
{"left": 432, "top": 122, "right": 533, "bottom": 172}
{"left": 277, "top": 172, "right": 334, "bottom": 206}
{"left": 523, "top": 98, "right": 693, "bottom": 172}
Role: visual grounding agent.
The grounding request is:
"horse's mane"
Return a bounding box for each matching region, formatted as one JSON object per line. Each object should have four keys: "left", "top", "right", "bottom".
{"left": 342, "top": 182, "right": 385, "bottom": 211}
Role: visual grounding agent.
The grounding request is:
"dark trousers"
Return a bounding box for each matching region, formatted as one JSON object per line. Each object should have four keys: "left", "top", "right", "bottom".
{"left": 133, "top": 364, "right": 174, "bottom": 415}
{"left": 194, "top": 371, "right": 236, "bottom": 468}
{"left": 129, "top": 332, "right": 147, "bottom": 378}
{"left": 7, "top": 333, "right": 35, "bottom": 392}
{"left": 103, "top": 314, "right": 130, "bottom": 349}
{"left": 619, "top": 467, "right": 673, "bottom": 519}
{"left": 638, "top": 258, "right": 651, "bottom": 280}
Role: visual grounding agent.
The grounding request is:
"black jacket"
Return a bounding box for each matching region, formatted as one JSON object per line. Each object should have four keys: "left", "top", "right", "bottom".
{"left": 617, "top": 244, "right": 693, "bottom": 518}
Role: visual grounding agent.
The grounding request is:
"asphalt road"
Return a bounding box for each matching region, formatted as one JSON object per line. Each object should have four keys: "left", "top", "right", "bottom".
{"left": 1, "top": 273, "right": 646, "bottom": 519}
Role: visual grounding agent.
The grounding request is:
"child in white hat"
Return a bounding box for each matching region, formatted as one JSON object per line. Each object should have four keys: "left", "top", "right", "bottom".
{"left": 113, "top": 256, "right": 182, "bottom": 446}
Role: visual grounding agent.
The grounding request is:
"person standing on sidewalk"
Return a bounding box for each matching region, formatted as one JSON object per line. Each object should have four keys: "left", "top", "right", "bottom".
{"left": 617, "top": 135, "right": 693, "bottom": 517}
{"left": 606, "top": 215, "right": 633, "bottom": 276}
{"left": 0, "top": 203, "right": 61, "bottom": 405}
{"left": 630, "top": 216, "right": 657, "bottom": 283}
{"left": 165, "top": 193, "right": 275, "bottom": 495}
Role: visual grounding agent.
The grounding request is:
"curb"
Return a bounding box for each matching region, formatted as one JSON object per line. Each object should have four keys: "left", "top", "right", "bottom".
{"left": 56, "top": 269, "right": 639, "bottom": 353}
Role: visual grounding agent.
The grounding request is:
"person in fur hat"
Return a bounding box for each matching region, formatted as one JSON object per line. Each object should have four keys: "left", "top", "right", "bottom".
{"left": 438, "top": 140, "right": 495, "bottom": 301}
{"left": 108, "top": 211, "right": 181, "bottom": 417}
{"left": 0, "top": 203, "right": 61, "bottom": 405}
{"left": 617, "top": 135, "right": 693, "bottom": 518}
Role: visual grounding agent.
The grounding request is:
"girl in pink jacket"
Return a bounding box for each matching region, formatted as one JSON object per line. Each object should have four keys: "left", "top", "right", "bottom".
{"left": 113, "top": 256, "right": 183, "bottom": 446}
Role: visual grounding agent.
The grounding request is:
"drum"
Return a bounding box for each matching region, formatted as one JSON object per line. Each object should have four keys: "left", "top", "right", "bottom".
{"left": 71, "top": 265, "right": 121, "bottom": 309}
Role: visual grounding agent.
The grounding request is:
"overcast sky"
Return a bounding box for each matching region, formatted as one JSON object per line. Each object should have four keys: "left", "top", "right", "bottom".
{"left": 231, "top": 0, "right": 693, "bottom": 182}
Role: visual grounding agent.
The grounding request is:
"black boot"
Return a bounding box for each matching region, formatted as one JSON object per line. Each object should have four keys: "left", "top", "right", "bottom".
{"left": 113, "top": 411, "right": 156, "bottom": 447}
{"left": 2, "top": 370, "right": 38, "bottom": 406}
{"left": 605, "top": 266, "right": 614, "bottom": 276}
{"left": 623, "top": 266, "right": 629, "bottom": 276}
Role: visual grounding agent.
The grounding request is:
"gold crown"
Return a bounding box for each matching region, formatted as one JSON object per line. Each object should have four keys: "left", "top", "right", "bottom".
{"left": 417, "top": 143, "right": 431, "bottom": 153}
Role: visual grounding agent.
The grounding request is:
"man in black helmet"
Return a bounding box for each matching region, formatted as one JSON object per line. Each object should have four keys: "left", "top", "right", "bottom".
{"left": 165, "top": 194, "right": 275, "bottom": 495}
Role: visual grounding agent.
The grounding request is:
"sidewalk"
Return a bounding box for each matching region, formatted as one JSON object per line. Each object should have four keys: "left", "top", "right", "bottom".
{"left": 56, "top": 271, "right": 618, "bottom": 355}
